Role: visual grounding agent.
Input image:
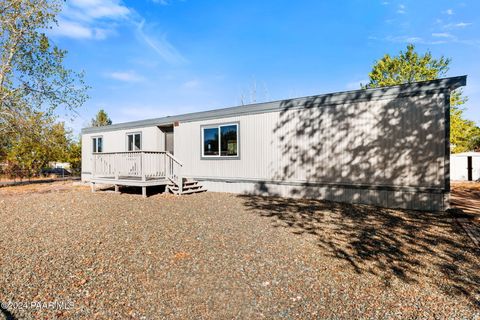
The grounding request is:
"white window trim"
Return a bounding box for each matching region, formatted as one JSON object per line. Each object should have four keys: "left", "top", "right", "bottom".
{"left": 126, "top": 132, "right": 142, "bottom": 151}
{"left": 201, "top": 123, "right": 239, "bottom": 159}
{"left": 92, "top": 136, "right": 103, "bottom": 153}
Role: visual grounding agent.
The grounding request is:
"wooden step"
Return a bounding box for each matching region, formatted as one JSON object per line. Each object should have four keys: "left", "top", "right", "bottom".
{"left": 168, "top": 186, "right": 204, "bottom": 192}
{"left": 169, "top": 183, "right": 199, "bottom": 188}
{"left": 169, "top": 187, "right": 203, "bottom": 193}
{"left": 169, "top": 187, "right": 207, "bottom": 195}
{"left": 166, "top": 178, "right": 206, "bottom": 195}
{"left": 167, "top": 185, "right": 206, "bottom": 195}
{"left": 178, "top": 187, "right": 207, "bottom": 195}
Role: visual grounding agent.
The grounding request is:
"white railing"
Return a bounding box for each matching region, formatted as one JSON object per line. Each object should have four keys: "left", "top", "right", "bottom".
{"left": 92, "top": 151, "right": 182, "bottom": 182}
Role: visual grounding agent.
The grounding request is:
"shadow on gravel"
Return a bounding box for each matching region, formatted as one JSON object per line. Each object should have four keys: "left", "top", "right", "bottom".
{"left": 237, "top": 80, "right": 480, "bottom": 306}
{"left": 239, "top": 195, "right": 480, "bottom": 308}
{"left": 98, "top": 185, "right": 167, "bottom": 197}
{"left": 451, "top": 184, "right": 480, "bottom": 217}
{"left": 0, "top": 303, "right": 16, "bottom": 320}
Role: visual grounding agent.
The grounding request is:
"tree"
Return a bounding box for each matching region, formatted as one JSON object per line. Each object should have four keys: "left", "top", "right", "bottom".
{"left": 0, "top": 0, "right": 89, "bottom": 134}
{"left": 64, "top": 137, "right": 82, "bottom": 174}
{"left": 450, "top": 93, "right": 480, "bottom": 153}
{"left": 239, "top": 78, "right": 270, "bottom": 105}
{"left": 5, "top": 111, "right": 71, "bottom": 177}
{"left": 91, "top": 109, "right": 112, "bottom": 127}
{"left": 363, "top": 44, "right": 450, "bottom": 88}
{"left": 364, "top": 44, "right": 480, "bottom": 152}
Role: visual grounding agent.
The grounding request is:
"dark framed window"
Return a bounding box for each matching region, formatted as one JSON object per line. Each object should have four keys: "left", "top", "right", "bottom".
{"left": 201, "top": 123, "right": 239, "bottom": 158}
{"left": 92, "top": 136, "right": 103, "bottom": 153}
{"left": 127, "top": 132, "right": 141, "bottom": 151}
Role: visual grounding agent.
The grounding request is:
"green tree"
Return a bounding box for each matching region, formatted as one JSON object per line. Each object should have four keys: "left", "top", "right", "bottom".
{"left": 0, "top": 0, "right": 89, "bottom": 134}
{"left": 363, "top": 44, "right": 450, "bottom": 88}
{"left": 5, "top": 111, "right": 71, "bottom": 177}
{"left": 65, "top": 137, "right": 82, "bottom": 174}
{"left": 364, "top": 44, "right": 480, "bottom": 153}
{"left": 450, "top": 93, "right": 480, "bottom": 152}
{"left": 91, "top": 109, "right": 112, "bottom": 127}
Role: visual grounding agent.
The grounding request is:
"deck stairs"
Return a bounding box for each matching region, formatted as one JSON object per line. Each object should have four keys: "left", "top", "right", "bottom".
{"left": 91, "top": 151, "right": 207, "bottom": 197}
{"left": 167, "top": 178, "right": 207, "bottom": 195}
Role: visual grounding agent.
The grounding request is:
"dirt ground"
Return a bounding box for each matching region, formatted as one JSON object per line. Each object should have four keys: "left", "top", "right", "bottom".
{"left": 451, "top": 181, "right": 480, "bottom": 217}
{"left": 0, "top": 181, "right": 479, "bottom": 319}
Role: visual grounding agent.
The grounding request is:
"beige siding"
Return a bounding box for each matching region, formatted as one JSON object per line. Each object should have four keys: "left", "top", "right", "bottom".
{"left": 81, "top": 89, "right": 449, "bottom": 210}
{"left": 176, "top": 93, "right": 446, "bottom": 190}
{"left": 82, "top": 126, "right": 164, "bottom": 180}
{"left": 200, "top": 181, "right": 445, "bottom": 211}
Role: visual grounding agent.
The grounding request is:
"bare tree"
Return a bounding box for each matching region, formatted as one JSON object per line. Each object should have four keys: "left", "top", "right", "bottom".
{"left": 239, "top": 77, "right": 270, "bottom": 105}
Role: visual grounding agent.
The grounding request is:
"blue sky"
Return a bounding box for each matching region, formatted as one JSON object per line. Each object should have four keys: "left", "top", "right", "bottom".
{"left": 48, "top": 0, "right": 480, "bottom": 133}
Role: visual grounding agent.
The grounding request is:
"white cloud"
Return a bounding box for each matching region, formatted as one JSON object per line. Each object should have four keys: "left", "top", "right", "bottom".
{"left": 49, "top": 19, "right": 93, "bottom": 39}
{"left": 152, "top": 0, "right": 169, "bottom": 5}
{"left": 135, "top": 20, "right": 186, "bottom": 64}
{"left": 432, "top": 32, "right": 454, "bottom": 38}
{"left": 51, "top": 19, "right": 112, "bottom": 40}
{"left": 444, "top": 9, "right": 454, "bottom": 15}
{"left": 92, "top": 28, "right": 111, "bottom": 40}
{"left": 444, "top": 22, "right": 472, "bottom": 29}
{"left": 106, "top": 71, "right": 145, "bottom": 82}
{"left": 382, "top": 35, "right": 449, "bottom": 45}
{"left": 68, "top": 0, "right": 130, "bottom": 20}
{"left": 376, "top": 32, "right": 480, "bottom": 47}
{"left": 49, "top": 0, "right": 130, "bottom": 40}
{"left": 397, "top": 4, "right": 406, "bottom": 14}
{"left": 50, "top": 0, "right": 187, "bottom": 64}
{"left": 386, "top": 35, "right": 422, "bottom": 43}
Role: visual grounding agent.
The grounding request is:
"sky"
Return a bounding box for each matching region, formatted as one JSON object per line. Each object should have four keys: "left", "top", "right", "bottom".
{"left": 48, "top": 0, "right": 480, "bottom": 133}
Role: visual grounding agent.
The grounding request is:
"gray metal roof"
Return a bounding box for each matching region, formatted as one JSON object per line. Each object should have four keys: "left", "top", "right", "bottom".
{"left": 82, "top": 75, "right": 467, "bottom": 134}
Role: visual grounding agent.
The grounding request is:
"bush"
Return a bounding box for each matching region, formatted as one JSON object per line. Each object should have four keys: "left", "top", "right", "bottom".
{"left": 3, "top": 163, "right": 25, "bottom": 180}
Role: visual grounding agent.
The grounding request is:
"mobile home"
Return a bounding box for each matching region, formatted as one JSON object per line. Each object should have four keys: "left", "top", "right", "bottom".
{"left": 81, "top": 76, "right": 467, "bottom": 211}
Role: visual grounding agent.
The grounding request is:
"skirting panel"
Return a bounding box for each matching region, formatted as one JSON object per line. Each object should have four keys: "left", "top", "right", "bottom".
{"left": 200, "top": 180, "right": 448, "bottom": 211}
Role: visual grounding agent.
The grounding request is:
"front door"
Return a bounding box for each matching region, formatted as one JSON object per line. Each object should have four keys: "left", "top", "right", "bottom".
{"left": 165, "top": 130, "right": 174, "bottom": 155}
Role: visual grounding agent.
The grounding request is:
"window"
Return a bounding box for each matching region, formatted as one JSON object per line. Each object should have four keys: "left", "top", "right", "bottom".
{"left": 92, "top": 137, "right": 103, "bottom": 153}
{"left": 202, "top": 123, "right": 238, "bottom": 158}
{"left": 127, "top": 133, "right": 141, "bottom": 151}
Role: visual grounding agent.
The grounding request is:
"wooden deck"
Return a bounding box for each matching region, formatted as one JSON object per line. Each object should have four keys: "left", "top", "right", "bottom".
{"left": 90, "top": 151, "right": 206, "bottom": 197}
{"left": 91, "top": 151, "right": 182, "bottom": 196}
{"left": 91, "top": 176, "right": 170, "bottom": 187}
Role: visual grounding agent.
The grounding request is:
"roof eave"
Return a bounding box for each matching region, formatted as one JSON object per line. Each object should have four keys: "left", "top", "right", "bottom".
{"left": 81, "top": 75, "right": 467, "bottom": 134}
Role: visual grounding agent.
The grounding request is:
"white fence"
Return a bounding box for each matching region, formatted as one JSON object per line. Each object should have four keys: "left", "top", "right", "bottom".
{"left": 92, "top": 151, "right": 182, "bottom": 182}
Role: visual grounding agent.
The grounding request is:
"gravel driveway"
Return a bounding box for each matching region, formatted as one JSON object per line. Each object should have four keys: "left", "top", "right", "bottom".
{"left": 0, "top": 182, "right": 479, "bottom": 319}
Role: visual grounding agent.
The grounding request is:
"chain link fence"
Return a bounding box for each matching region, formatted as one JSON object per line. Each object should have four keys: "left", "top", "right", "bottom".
{"left": 0, "top": 165, "right": 81, "bottom": 183}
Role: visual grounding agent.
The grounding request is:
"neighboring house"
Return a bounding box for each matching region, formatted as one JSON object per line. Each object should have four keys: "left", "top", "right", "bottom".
{"left": 451, "top": 152, "right": 480, "bottom": 181}
{"left": 48, "top": 162, "right": 71, "bottom": 170}
{"left": 81, "top": 76, "right": 466, "bottom": 211}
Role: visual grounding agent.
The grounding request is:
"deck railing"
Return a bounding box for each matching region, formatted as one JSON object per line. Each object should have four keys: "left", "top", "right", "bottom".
{"left": 92, "top": 151, "right": 183, "bottom": 183}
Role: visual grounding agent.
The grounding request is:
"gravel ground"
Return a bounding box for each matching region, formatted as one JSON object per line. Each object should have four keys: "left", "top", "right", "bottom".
{"left": 451, "top": 181, "right": 480, "bottom": 217}
{"left": 0, "top": 182, "right": 479, "bottom": 319}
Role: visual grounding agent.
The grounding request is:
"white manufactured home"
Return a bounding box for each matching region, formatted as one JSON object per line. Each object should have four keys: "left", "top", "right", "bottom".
{"left": 81, "top": 76, "right": 467, "bottom": 211}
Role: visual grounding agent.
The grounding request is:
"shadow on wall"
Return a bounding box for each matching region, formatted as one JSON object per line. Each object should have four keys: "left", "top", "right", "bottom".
{"left": 239, "top": 194, "right": 480, "bottom": 307}
{"left": 241, "top": 86, "right": 479, "bottom": 306}
{"left": 259, "top": 88, "right": 448, "bottom": 210}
